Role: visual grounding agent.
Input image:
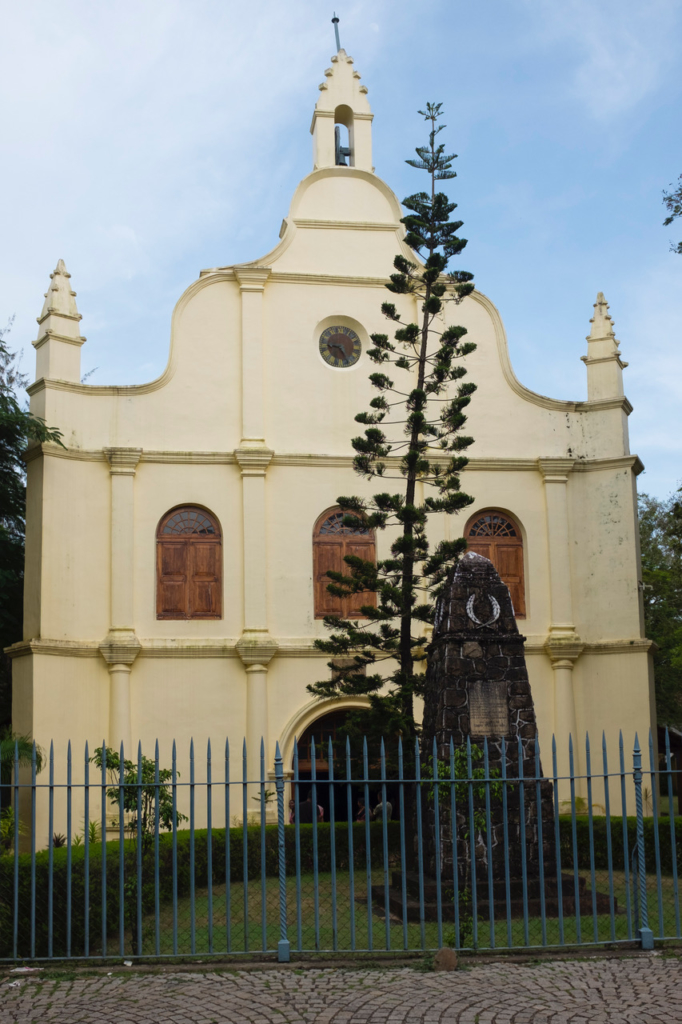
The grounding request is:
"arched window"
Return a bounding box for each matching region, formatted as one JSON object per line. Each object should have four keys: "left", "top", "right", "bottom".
{"left": 465, "top": 510, "right": 526, "bottom": 617}
{"left": 156, "top": 507, "right": 222, "bottom": 620}
{"left": 313, "top": 508, "right": 376, "bottom": 619}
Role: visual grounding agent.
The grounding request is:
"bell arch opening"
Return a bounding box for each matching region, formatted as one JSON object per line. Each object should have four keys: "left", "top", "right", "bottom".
{"left": 334, "top": 104, "right": 353, "bottom": 165}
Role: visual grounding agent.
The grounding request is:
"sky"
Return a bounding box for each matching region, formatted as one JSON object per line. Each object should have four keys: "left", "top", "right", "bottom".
{"left": 1, "top": 0, "right": 681, "bottom": 497}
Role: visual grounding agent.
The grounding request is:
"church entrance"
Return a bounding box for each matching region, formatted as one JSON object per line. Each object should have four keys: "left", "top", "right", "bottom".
{"left": 292, "top": 709, "right": 379, "bottom": 824}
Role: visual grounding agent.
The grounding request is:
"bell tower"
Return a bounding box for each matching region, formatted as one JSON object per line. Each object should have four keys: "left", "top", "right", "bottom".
{"left": 310, "top": 34, "right": 373, "bottom": 173}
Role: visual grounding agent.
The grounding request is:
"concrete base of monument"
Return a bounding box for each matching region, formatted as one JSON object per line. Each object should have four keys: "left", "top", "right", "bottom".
{"left": 371, "top": 871, "right": 616, "bottom": 922}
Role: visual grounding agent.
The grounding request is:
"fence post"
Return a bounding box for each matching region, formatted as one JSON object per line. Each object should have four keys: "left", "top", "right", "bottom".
{"left": 633, "top": 734, "right": 654, "bottom": 949}
{"left": 275, "top": 742, "right": 290, "bottom": 962}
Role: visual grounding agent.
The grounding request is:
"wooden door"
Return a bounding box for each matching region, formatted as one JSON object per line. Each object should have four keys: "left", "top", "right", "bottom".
{"left": 465, "top": 511, "right": 526, "bottom": 617}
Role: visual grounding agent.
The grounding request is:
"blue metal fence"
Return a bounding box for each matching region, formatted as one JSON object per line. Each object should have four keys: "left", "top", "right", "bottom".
{"left": 0, "top": 730, "right": 679, "bottom": 961}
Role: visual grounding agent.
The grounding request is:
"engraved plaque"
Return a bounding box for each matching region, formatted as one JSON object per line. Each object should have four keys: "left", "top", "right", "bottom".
{"left": 469, "top": 680, "right": 509, "bottom": 736}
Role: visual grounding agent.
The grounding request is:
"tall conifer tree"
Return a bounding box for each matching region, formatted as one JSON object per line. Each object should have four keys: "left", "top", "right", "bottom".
{"left": 308, "top": 105, "right": 477, "bottom": 759}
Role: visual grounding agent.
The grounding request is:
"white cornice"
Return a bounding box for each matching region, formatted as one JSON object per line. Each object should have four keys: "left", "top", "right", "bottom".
{"left": 5, "top": 635, "right": 655, "bottom": 660}
{"left": 28, "top": 445, "right": 644, "bottom": 477}
{"left": 293, "top": 218, "right": 401, "bottom": 232}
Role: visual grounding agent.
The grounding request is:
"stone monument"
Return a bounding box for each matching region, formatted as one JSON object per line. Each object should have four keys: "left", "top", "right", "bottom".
{"left": 375, "top": 552, "right": 611, "bottom": 921}
{"left": 421, "top": 551, "right": 554, "bottom": 894}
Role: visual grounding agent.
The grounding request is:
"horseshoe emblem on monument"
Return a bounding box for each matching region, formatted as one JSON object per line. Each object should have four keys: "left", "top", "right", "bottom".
{"left": 466, "top": 593, "right": 501, "bottom": 627}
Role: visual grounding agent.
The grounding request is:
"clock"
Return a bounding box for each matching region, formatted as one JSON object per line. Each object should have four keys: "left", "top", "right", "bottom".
{"left": 319, "top": 325, "right": 362, "bottom": 368}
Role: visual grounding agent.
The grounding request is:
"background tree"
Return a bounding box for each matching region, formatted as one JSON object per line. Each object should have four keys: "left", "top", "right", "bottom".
{"left": 662, "top": 174, "right": 682, "bottom": 254}
{"left": 0, "top": 318, "right": 62, "bottom": 733}
{"left": 308, "top": 104, "right": 476, "bottom": 764}
{"left": 639, "top": 489, "right": 682, "bottom": 726}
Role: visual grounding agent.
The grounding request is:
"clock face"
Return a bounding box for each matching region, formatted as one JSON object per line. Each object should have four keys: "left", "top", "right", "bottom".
{"left": 319, "top": 325, "right": 362, "bottom": 368}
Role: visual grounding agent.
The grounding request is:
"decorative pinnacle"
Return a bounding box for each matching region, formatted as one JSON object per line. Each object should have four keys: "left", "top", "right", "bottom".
{"left": 588, "top": 291, "right": 616, "bottom": 342}
{"left": 38, "top": 258, "right": 81, "bottom": 323}
{"left": 332, "top": 12, "right": 341, "bottom": 52}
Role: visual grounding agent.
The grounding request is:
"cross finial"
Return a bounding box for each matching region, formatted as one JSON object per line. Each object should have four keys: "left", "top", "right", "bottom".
{"left": 332, "top": 12, "right": 341, "bottom": 52}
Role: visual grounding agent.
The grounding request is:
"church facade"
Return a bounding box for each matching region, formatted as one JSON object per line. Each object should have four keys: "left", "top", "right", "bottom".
{"left": 11, "top": 48, "right": 654, "bottom": 828}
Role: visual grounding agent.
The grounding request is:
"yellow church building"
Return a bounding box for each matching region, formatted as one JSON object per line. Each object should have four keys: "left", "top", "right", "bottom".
{"left": 10, "top": 46, "right": 655, "bottom": 829}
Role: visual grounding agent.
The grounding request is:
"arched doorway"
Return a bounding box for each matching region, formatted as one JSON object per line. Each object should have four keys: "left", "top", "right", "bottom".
{"left": 292, "top": 709, "right": 390, "bottom": 824}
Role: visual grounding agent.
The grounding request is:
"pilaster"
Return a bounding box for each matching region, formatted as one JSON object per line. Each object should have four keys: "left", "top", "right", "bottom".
{"left": 539, "top": 459, "right": 578, "bottom": 640}
{"left": 237, "top": 635, "right": 278, "bottom": 799}
{"left": 235, "top": 267, "right": 270, "bottom": 443}
{"left": 539, "top": 458, "right": 582, "bottom": 782}
{"left": 100, "top": 447, "right": 142, "bottom": 753}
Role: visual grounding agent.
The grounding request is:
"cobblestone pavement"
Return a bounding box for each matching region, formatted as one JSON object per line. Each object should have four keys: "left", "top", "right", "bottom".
{"left": 1, "top": 955, "right": 681, "bottom": 1024}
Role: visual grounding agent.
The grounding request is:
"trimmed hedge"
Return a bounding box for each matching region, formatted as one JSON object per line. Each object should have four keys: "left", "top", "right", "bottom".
{"left": 1, "top": 817, "right": 679, "bottom": 958}
{"left": 558, "top": 815, "right": 682, "bottom": 875}
{"left": 0, "top": 821, "right": 401, "bottom": 958}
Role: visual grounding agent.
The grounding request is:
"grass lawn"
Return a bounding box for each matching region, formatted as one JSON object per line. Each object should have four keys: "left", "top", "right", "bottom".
{"left": 128, "top": 867, "right": 682, "bottom": 956}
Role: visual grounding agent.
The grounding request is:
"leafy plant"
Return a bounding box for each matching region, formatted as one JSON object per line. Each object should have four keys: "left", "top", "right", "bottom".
{"left": 443, "top": 886, "right": 474, "bottom": 949}
{"left": 0, "top": 731, "right": 44, "bottom": 773}
{"left": 0, "top": 805, "right": 24, "bottom": 852}
{"left": 251, "top": 789, "right": 275, "bottom": 807}
{"left": 71, "top": 819, "right": 102, "bottom": 848}
{"left": 90, "top": 745, "right": 187, "bottom": 954}
{"left": 423, "top": 746, "right": 503, "bottom": 836}
{"left": 90, "top": 746, "right": 186, "bottom": 845}
{"left": 560, "top": 795, "right": 605, "bottom": 815}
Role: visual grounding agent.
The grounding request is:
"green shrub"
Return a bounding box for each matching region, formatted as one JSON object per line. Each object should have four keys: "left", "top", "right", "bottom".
{"left": 558, "top": 815, "right": 682, "bottom": 875}
{"left": 0, "top": 821, "right": 400, "bottom": 958}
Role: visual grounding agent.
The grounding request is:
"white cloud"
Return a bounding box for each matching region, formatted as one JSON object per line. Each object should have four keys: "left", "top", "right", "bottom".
{"left": 526, "top": 0, "right": 680, "bottom": 118}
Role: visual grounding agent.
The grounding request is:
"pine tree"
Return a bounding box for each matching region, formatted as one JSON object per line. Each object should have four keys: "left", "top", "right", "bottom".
{"left": 308, "top": 104, "right": 477, "bottom": 764}
{"left": 0, "top": 319, "right": 63, "bottom": 730}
